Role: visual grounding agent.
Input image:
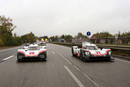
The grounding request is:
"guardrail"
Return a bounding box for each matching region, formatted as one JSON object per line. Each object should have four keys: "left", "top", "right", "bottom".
{"left": 52, "top": 42, "right": 130, "bottom": 59}
{"left": 52, "top": 42, "right": 130, "bottom": 50}
{"left": 96, "top": 44, "right": 130, "bottom": 51}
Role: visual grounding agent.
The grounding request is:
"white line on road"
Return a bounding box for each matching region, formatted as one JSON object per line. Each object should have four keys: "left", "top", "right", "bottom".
{"left": 73, "top": 65, "right": 80, "bottom": 71}
{"left": 56, "top": 52, "right": 72, "bottom": 65}
{"left": 63, "top": 57, "right": 72, "bottom": 65}
{"left": 2, "top": 55, "right": 14, "bottom": 61}
{"left": 58, "top": 52, "right": 100, "bottom": 87}
{"left": 54, "top": 48, "right": 100, "bottom": 87}
{"left": 73, "top": 65, "right": 100, "bottom": 87}
{"left": 83, "top": 73, "right": 100, "bottom": 87}
{"left": 64, "top": 65, "right": 85, "bottom": 87}
{"left": 116, "top": 58, "right": 130, "bottom": 64}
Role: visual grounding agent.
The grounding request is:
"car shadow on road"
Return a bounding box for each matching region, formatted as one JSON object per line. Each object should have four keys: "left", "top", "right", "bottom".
{"left": 72, "top": 56, "right": 114, "bottom": 63}
{"left": 82, "top": 59, "right": 115, "bottom": 64}
{"left": 16, "top": 59, "right": 47, "bottom": 63}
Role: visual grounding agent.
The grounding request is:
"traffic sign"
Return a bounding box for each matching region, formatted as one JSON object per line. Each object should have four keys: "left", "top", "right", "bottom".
{"left": 41, "top": 38, "right": 44, "bottom": 41}
{"left": 86, "top": 31, "right": 91, "bottom": 36}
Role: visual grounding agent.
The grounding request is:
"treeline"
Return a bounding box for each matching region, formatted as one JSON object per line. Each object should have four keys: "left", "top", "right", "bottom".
{"left": 91, "top": 32, "right": 130, "bottom": 38}
{"left": 0, "top": 16, "right": 21, "bottom": 46}
{"left": 49, "top": 32, "right": 88, "bottom": 43}
{"left": 49, "top": 32, "right": 130, "bottom": 43}
{"left": 21, "top": 32, "right": 37, "bottom": 43}
{"left": 1, "top": 16, "right": 129, "bottom": 46}
{"left": 0, "top": 16, "right": 37, "bottom": 46}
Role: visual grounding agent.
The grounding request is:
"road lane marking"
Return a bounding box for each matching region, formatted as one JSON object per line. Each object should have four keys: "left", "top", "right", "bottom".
{"left": 73, "top": 65, "right": 80, "bottom": 71}
{"left": 56, "top": 52, "right": 72, "bottom": 65}
{"left": 64, "top": 65, "right": 85, "bottom": 87}
{"left": 2, "top": 55, "right": 14, "bottom": 61}
{"left": 63, "top": 57, "right": 72, "bottom": 65}
{"left": 57, "top": 51, "right": 100, "bottom": 87}
{"left": 83, "top": 73, "right": 100, "bottom": 87}
{"left": 55, "top": 48, "right": 100, "bottom": 87}
{"left": 73, "top": 66, "right": 100, "bottom": 87}
{"left": 52, "top": 48, "right": 73, "bottom": 65}
{"left": 116, "top": 58, "right": 130, "bottom": 64}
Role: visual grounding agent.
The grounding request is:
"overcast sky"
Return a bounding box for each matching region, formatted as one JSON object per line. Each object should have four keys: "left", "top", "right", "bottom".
{"left": 0, "top": 0, "right": 130, "bottom": 36}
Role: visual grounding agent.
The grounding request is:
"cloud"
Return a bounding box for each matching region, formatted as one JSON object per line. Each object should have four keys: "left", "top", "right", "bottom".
{"left": 0, "top": 0, "right": 130, "bottom": 36}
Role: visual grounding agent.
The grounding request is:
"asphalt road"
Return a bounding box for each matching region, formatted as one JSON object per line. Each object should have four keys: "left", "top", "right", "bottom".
{"left": 0, "top": 44, "right": 130, "bottom": 87}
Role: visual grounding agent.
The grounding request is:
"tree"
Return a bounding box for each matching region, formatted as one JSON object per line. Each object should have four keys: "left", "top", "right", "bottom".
{"left": 12, "top": 33, "right": 22, "bottom": 45}
{"left": 77, "top": 32, "right": 88, "bottom": 38}
{"left": 60, "top": 35, "right": 65, "bottom": 39}
{"left": 120, "top": 32, "right": 130, "bottom": 38}
{"left": 21, "top": 32, "right": 37, "bottom": 43}
{"left": 59, "top": 34, "right": 73, "bottom": 43}
{"left": 0, "top": 16, "right": 18, "bottom": 46}
{"left": 49, "top": 36, "right": 59, "bottom": 42}
{"left": 0, "top": 37, "right": 4, "bottom": 46}
{"left": 64, "top": 35, "right": 73, "bottom": 42}
{"left": 91, "top": 32, "right": 114, "bottom": 39}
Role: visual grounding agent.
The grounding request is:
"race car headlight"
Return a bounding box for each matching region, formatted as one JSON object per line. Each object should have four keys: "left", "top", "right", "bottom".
{"left": 85, "top": 52, "right": 90, "bottom": 55}
{"left": 108, "top": 51, "right": 111, "bottom": 55}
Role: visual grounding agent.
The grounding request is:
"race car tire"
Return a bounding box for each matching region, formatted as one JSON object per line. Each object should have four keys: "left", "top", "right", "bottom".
{"left": 41, "top": 58, "right": 47, "bottom": 61}
{"left": 80, "top": 50, "right": 87, "bottom": 62}
{"left": 72, "top": 47, "right": 76, "bottom": 57}
{"left": 40, "top": 54, "right": 47, "bottom": 61}
{"left": 80, "top": 50, "right": 90, "bottom": 62}
{"left": 17, "top": 59, "right": 22, "bottom": 62}
{"left": 86, "top": 57, "right": 90, "bottom": 62}
{"left": 17, "top": 55, "right": 23, "bottom": 62}
{"left": 108, "top": 57, "right": 114, "bottom": 62}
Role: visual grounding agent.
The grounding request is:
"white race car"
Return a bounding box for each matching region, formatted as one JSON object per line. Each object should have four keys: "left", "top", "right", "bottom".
{"left": 72, "top": 42, "right": 113, "bottom": 61}
{"left": 17, "top": 44, "right": 47, "bottom": 62}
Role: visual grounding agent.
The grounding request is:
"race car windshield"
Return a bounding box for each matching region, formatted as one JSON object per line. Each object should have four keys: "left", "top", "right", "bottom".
{"left": 39, "top": 43, "right": 46, "bottom": 46}
{"left": 86, "top": 46, "right": 98, "bottom": 50}
{"left": 28, "top": 46, "right": 40, "bottom": 50}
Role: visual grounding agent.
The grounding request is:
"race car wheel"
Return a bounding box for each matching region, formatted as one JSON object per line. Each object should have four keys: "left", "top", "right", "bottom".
{"left": 17, "top": 59, "right": 22, "bottom": 62}
{"left": 17, "top": 55, "right": 23, "bottom": 62}
{"left": 39, "top": 54, "right": 47, "bottom": 61}
{"left": 80, "top": 50, "right": 87, "bottom": 62}
{"left": 72, "top": 47, "right": 76, "bottom": 57}
{"left": 86, "top": 57, "right": 90, "bottom": 62}
{"left": 108, "top": 57, "right": 114, "bottom": 62}
{"left": 80, "top": 50, "right": 90, "bottom": 62}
